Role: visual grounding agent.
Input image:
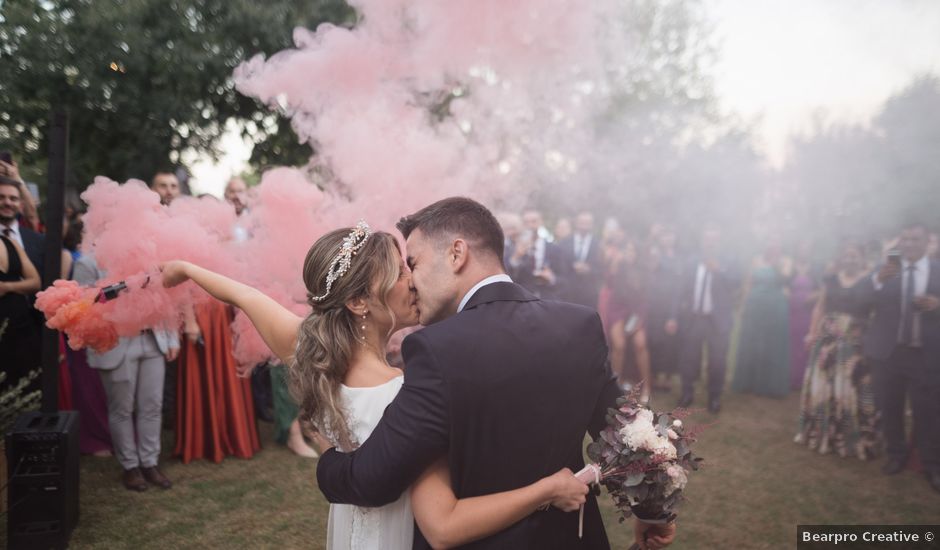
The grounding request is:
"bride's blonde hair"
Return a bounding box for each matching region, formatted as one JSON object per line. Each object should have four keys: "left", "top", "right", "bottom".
{"left": 289, "top": 228, "right": 401, "bottom": 450}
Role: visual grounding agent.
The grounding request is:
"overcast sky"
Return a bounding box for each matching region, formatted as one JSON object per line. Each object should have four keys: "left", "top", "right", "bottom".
{"left": 708, "top": 0, "right": 940, "bottom": 166}
{"left": 190, "top": 0, "right": 940, "bottom": 194}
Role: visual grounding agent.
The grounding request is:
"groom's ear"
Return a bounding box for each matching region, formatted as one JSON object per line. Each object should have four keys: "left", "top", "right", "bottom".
{"left": 449, "top": 238, "right": 469, "bottom": 273}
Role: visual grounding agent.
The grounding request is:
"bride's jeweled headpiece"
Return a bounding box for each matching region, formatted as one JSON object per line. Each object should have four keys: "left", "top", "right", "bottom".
{"left": 309, "top": 220, "right": 373, "bottom": 303}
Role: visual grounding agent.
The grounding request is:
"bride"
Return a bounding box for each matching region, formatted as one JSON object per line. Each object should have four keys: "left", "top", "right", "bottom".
{"left": 160, "top": 222, "right": 590, "bottom": 549}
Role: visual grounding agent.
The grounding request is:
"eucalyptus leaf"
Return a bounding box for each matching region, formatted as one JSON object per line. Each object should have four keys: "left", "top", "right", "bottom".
{"left": 657, "top": 414, "right": 670, "bottom": 429}
{"left": 676, "top": 440, "right": 689, "bottom": 457}
{"left": 623, "top": 473, "right": 645, "bottom": 487}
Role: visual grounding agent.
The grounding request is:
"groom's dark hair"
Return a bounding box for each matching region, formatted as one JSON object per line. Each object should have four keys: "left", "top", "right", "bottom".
{"left": 397, "top": 197, "right": 505, "bottom": 262}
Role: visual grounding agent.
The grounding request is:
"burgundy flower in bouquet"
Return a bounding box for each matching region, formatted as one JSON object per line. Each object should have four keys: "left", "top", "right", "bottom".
{"left": 578, "top": 389, "right": 702, "bottom": 527}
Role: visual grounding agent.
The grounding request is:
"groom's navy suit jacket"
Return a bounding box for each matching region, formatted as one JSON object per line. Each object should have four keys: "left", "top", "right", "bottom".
{"left": 317, "top": 281, "right": 620, "bottom": 549}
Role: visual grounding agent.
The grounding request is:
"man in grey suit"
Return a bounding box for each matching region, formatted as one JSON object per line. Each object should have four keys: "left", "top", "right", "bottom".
{"left": 73, "top": 253, "right": 179, "bottom": 492}
{"left": 862, "top": 222, "right": 940, "bottom": 493}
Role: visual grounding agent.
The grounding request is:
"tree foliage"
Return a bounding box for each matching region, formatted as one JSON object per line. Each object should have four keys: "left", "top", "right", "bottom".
{"left": 529, "top": 0, "right": 764, "bottom": 235}
{"left": 0, "top": 0, "right": 355, "bottom": 189}
{"left": 783, "top": 75, "right": 940, "bottom": 239}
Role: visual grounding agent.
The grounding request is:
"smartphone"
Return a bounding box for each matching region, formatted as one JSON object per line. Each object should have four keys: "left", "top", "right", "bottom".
{"left": 0, "top": 151, "right": 11, "bottom": 164}
{"left": 26, "top": 182, "right": 40, "bottom": 204}
{"left": 887, "top": 250, "right": 902, "bottom": 266}
{"left": 624, "top": 314, "right": 639, "bottom": 334}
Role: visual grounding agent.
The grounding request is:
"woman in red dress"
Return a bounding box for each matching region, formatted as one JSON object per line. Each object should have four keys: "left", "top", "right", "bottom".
{"left": 598, "top": 232, "right": 652, "bottom": 402}
{"left": 174, "top": 299, "right": 260, "bottom": 463}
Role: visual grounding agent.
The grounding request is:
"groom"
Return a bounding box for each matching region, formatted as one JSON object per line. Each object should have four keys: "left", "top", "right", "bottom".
{"left": 316, "top": 197, "right": 675, "bottom": 549}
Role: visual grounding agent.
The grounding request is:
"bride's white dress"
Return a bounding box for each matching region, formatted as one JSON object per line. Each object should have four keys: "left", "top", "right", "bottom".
{"left": 325, "top": 376, "right": 413, "bottom": 550}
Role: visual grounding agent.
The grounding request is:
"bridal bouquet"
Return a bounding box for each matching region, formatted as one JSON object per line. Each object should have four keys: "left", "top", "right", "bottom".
{"left": 578, "top": 390, "right": 702, "bottom": 525}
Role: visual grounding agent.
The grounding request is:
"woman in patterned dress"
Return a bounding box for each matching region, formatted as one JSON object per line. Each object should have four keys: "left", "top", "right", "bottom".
{"left": 795, "top": 240, "right": 881, "bottom": 459}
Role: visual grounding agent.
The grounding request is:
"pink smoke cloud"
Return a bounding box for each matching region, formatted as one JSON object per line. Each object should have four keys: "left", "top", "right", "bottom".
{"left": 64, "top": 0, "right": 624, "bottom": 365}
{"left": 35, "top": 280, "right": 116, "bottom": 351}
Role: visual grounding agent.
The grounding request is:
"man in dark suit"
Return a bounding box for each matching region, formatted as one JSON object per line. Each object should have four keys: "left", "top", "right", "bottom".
{"left": 0, "top": 176, "right": 45, "bottom": 276}
{"left": 18, "top": 223, "right": 44, "bottom": 275}
{"left": 861, "top": 222, "right": 940, "bottom": 493}
{"left": 647, "top": 225, "right": 681, "bottom": 392}
{"left": 557, "top": 212, "right": 604, "bottom": 309}
{"left": 508, "top": 209, "right": 570, "bottom": 301}
{"left": 316, "top": 197, "right": 675, "bottom": 549}
{"left": 671, "top": 223, "right": 740, "bottom": 413}
{"left": 498, "top": 211, "right": 524, "bottom": 272}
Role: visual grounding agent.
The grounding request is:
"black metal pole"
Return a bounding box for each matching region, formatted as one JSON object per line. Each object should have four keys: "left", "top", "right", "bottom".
{"left": 40, "top": 111, "right": 68, "bottom": 412}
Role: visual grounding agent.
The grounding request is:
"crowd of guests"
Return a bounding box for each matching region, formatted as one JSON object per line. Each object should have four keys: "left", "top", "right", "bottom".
{"left": 498, "top": 210, "right": 736, "bottom": 410}
{"left": 497, "top": 208, "right": 940, "bottom": 494}
{"left": 1, "top": 160, "right": 318, "bottom": 493}
{"left": 2, "top": 155, "right": 938, "bottom": 496}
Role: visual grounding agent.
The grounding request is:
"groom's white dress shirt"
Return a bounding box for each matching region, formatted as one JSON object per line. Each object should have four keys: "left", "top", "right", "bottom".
{"left": 457, "top": 274, "right": 513, "bottom": 313}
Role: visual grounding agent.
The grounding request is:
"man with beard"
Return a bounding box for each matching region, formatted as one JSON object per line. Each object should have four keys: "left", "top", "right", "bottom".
{"left": 150, "top": 170, "right": 182, "bottom": 206}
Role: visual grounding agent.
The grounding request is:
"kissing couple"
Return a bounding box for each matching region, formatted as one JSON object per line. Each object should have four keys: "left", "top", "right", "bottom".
{"left": 161, "top": 197, "right": 676, "bottom": 549}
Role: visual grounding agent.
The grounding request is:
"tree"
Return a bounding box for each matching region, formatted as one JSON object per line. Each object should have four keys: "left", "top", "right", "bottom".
{"left": 783, "top": 75, "right": 940, "bottom": 240}
{"left": 0, "top": 0, "right": 355, "bottom": 191}
{"left": 875, "top": 75, "right": 940, "bottom": 229}
{"left": 523, "top": 0, "right": 766, "bottom": 234}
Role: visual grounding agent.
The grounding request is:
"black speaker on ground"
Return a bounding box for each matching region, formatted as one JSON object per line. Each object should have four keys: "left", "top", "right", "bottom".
{"left": 5, "top": 411, "right": 80, "bottom": 550}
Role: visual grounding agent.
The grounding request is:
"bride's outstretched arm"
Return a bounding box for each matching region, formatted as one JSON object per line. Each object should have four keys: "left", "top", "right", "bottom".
{"left": 160, "top": 260, "right": 302, "bottom": 363}
{"left": 410, "top": 458, "right": 587, "bottom": 549}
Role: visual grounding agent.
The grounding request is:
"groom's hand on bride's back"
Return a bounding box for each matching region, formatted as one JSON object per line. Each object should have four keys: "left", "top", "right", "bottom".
{"left": 546, "top": 468, "right": 589, "bottom": 512}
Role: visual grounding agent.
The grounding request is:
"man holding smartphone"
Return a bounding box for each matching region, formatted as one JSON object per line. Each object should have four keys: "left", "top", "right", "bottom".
{"left": 863, "top": 222, "right": 940, "bottom": 493}
{"left": 509, "top": 209, "right": 569, "bottom": 300}
{"left": 0, "top": 153, "right": 45, "bottom": 302}
{"left": 0, "top": 152, "right": 41, "bottom": 232}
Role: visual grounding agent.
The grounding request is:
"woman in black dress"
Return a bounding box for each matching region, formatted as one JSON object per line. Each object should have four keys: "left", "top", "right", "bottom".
{"left": 0, "top": 234, "right": 41, "bottom": 390}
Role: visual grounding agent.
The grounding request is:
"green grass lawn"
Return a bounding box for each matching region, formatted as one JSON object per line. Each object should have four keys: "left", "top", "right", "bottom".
{"left": 3, "top": 389, "right": 938, "bottom": 549}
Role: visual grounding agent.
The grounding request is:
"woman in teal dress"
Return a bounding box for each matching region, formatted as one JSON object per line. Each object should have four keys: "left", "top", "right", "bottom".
{"left": 270, "top": 363, "right": 319, "bottom": 457}
{"left": 732, "top": 243, "right": 791, "bottom": 397}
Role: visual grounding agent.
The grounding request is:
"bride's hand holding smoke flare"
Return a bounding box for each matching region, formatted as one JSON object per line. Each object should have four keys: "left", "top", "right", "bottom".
{"left": 35, "top": 270, "right": 164, "bottom": 353}
{"left": 159, "top": 260, "right": 192, "bottom": 289}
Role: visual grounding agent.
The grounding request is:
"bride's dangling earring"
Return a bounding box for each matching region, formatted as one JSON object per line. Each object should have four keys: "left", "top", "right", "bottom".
{"left": 359, "top": 311, "right": 368, "bottom": 343}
